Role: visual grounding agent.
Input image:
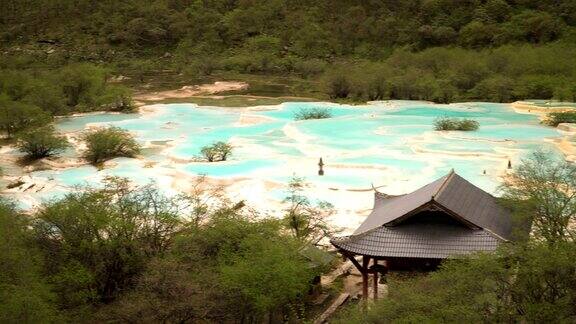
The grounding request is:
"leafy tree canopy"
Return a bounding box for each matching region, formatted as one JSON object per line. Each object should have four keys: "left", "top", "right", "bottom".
{"left": 16, "top": 126, "right": 70, "bottom": 160}
{"left": 0, "top": 94, "right": 51, "bottom": 138}
{"left": 81, "top": 126, "right": 141, "bottom": 164}
{"left": 0, "top": 199, "right": 62, "bottom": 323}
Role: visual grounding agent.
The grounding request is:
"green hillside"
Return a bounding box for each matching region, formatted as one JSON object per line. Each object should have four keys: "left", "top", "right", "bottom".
{"left": 1, "top": 0, "right": 576, "bottom": 104}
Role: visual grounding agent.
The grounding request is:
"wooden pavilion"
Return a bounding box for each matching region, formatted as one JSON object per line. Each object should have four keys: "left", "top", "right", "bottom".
{"left": 331, "top": 170, "right": 512, "bottom": 300}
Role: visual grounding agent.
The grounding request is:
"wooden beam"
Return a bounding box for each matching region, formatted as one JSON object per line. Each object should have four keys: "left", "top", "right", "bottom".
{"left": 362, "top": 256, "right": 370, "bottom": 301}
{"left": 341, "top": 250, "right": 363, "bottom": 273}
{"left": 338, "top": 251, "right": 375, "bottom": 301}
{"left": 374, "top": 259, "right": 380, "bottom": 300}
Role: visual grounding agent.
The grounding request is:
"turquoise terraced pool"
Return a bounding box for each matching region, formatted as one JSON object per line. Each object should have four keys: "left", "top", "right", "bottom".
{"left": 7, "top": 100, "right": 564, "bottom": 213}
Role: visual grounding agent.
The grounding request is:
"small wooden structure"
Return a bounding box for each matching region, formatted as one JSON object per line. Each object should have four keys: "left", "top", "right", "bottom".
{"left": 331, "top": 170, "right": 512, "bottom": 300}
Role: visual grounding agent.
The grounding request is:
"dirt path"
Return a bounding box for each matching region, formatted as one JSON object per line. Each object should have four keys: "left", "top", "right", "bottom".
{"left": 134, "top": 81, "right": 249, "bottom": 101}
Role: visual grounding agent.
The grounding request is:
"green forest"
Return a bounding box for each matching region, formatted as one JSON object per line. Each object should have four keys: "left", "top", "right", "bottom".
{"left": 2, "top": 0, "right": 576, "bottom": 108}
{"left": 1, "top": 176, "right": 336, "bottom": 323}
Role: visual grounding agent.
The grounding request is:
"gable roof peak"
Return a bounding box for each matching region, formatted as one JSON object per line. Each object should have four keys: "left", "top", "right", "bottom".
{"left": 352, "top": 170, "right": 512, "bottom": 239}
{"left": 433, "top": 168, "right": 456, "bottom": 200}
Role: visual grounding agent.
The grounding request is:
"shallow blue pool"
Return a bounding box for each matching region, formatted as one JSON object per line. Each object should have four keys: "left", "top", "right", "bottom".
{"left": 14, "top": 100, "right": 564, "bottom": 207}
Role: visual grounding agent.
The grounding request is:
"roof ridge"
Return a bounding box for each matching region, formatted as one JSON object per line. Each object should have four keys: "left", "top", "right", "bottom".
{"left": 453, "top": 171, "right": 496, "bottom": 197}
{"left": 479, "top": 227, "right": 508, "bottom": 241}
{"left": 433, "top": 169, "right": 455, "bottom": 200}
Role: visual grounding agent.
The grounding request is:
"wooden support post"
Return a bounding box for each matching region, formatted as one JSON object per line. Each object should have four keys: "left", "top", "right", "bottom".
{"left": 373, "top": 259, "right": 379, "bottom": 300}
{"left": 362, "top": 256, "right": 370, "bottom": 301}
{"left": 341, "top": 251, "right": 362, "bottom": 273}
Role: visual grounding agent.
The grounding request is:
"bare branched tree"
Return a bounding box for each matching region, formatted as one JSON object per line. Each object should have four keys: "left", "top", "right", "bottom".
{"left": 282, "top": 175, "right": 337, "bottom": 246}
{"left": 500, "top": 151, "right": 576, "bottom": 244}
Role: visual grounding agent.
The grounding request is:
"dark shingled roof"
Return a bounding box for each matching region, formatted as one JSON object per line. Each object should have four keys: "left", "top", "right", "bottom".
{"left": 353, "top": 171, "right": 511, "bottom": 239}
{"left": 332, "top": 223, "right": 500, "bottom": 258}
{"left": 332, "top": 171, "right": 512, "bottom": 259}
{"left": 353, "top": 175, "right": 449, "bottom": 235}
{"left": 433, "top": 173, "right": 511, "bottom": 239}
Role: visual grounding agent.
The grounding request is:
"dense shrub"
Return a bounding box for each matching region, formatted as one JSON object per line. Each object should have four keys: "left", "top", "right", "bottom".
{"left": 0, "top": 198, "right": 62, "bottom": 323}
{"left": 33, "top": 178, "right": 184, "bottom": 306}
{"left": 324, "top": 72, "right": 352, "bottom": 99}
{"left": 545, "top": 111, "right": 576, "bottom": 126}
{"left": 294, "top": 107, "right": 332, "bottom": 120}
{"left": 434, "top": 116, "right": 479, "bottom": 131}
{"left": 458, "top": 119, "right": 481, "bottom": 131}
{"left": 471, "top": 76, "right": 515, "bottom": 102}
{"left": 0, "top": 95, "right": 52, "bottom": 138}
{"left": 99, "top": 86, "right": 135, "bottom": 112}
{"left": 293, "top": 59, "right": 328, "bottom": 77}
{"left": 0, "top": 64, "right": 135, "bottom": 118}
{"left": 16, "top": 126, "right": 70, "bottom": 160}
{"left": 82, "top": 127, "right": 141, "bottom": 164}
{"left": 58, "top": 63, "right": 108, "bottom": 109}
{"left": 200, "top": 141, "right": 233, "bottom": 162}
{"left": 182, "top": 58, "right": 219, "bottom": 77}
{"left": 102, "top": 211, "right": 316, "bottom": 323}
{"left": 316, "top": 44, "right": 576, "bottom": 103}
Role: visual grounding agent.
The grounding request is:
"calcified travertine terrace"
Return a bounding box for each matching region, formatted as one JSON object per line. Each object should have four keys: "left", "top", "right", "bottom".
{"left": 1, "top": 100, "right": 571, "bottom": 233}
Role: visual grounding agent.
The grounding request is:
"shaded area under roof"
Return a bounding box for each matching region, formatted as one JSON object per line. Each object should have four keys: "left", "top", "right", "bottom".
{"left": 354, "top": 174, "right": 449, "bottom": 235}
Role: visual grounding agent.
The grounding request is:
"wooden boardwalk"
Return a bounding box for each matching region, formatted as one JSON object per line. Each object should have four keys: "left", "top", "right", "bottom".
{"left": 313, "top": 293, "right": 350, "bottom": 324}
